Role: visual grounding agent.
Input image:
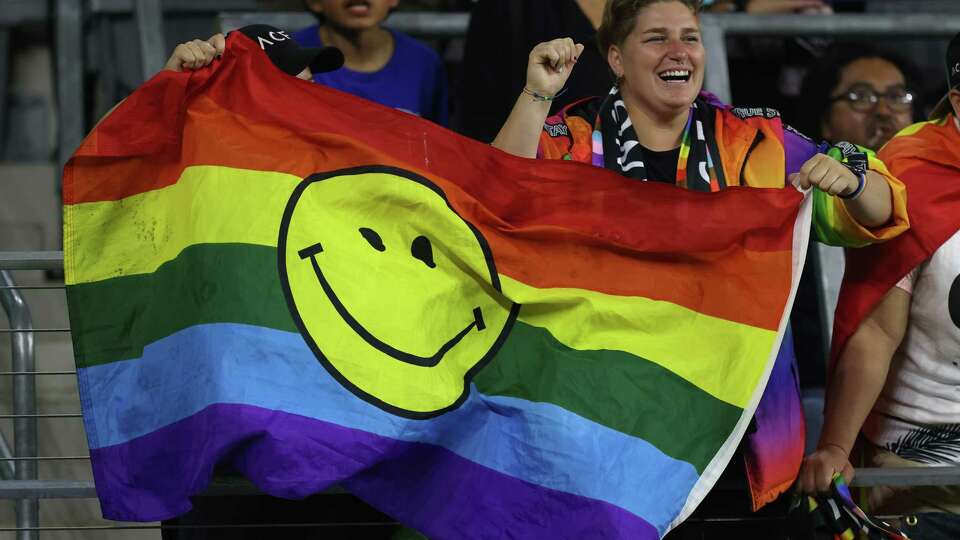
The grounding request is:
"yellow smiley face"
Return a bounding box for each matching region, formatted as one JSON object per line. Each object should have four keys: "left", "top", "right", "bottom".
{"left": 279, "top": 166, "right": 518, "bottom": 418}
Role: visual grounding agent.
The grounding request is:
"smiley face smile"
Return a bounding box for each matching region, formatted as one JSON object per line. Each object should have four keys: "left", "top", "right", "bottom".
{"left": 298, "top": 240, "right": 486, "bottom": 368}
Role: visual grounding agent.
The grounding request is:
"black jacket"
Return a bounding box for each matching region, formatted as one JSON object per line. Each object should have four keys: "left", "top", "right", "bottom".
{"left": 454, "top": 0, "right": 612, "bottom": 143}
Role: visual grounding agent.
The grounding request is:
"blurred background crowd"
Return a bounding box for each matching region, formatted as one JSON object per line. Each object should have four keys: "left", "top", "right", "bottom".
{"left": 2, "top": 0, "right": 957, "bottom": 162}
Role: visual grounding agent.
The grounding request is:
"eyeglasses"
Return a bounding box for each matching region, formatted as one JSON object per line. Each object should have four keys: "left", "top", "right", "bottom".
{"left": 830, "top": 83, "right": 915, "bottom": 113}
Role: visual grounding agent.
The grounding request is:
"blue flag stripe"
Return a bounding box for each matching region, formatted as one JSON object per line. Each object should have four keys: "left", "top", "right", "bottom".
{"left": 79, "top": 322, "right": 700, "bottom": 533}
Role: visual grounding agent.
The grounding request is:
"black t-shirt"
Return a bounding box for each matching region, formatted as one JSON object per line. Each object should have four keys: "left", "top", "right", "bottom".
{"left": 639, "top": 145, "right": 680, "bottom": 185}
{"left": 455, "top": 0, "right": 611, "bottom": 143}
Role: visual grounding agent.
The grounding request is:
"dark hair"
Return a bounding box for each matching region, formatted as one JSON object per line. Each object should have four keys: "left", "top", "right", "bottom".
{"left": 597, "top": 0, "right": 702, "bottom": 54}
{"left": 796, "top": 43, "right": 922, "bottom": 140}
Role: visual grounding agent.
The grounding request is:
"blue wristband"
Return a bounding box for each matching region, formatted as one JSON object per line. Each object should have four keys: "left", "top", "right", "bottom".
{"left": 838, "top": 171, "right": 866, "bottom": 200}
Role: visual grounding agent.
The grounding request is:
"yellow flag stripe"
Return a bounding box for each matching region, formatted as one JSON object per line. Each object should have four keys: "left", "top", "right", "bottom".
{"left": 505, "top": 277, "right": 777, "bottom": 408}
{"left": 65, "top": 166, "right": 301, "bottom": 285}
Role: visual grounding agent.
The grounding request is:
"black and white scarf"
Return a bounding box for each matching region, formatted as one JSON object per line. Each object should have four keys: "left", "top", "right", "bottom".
{"left": 594, "top": 87, "right": 725, "bottom": 192}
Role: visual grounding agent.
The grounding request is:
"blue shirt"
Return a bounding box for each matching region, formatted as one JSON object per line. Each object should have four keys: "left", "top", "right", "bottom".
{"left": 292, "top": 25, "right": 449, "bottom": 126}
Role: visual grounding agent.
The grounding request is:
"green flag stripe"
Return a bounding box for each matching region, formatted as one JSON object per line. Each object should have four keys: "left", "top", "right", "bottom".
{"left": 67, "top": 242, "right": 741, "bottom": 472}
{"left": 475, "top": 322, "right": 740, "bottom": 473}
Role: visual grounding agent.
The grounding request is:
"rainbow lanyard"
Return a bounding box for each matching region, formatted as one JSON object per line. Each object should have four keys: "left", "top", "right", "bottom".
{"left": 676, "top": 110, "right": 721, "bottom": 192}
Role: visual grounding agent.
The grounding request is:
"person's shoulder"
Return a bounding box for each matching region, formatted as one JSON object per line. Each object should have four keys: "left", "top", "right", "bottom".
{"left": 390, "top": 30, "right": 442, "bottom": 65}
{"left": 291, "top": 24, "right": 321, "bottom": 47}
{"left": 701, "top": 91, "right": 782, "bottom": 123}
{"left": 707, "top": 95, "right": 795, "bottom": 145}
{"left": 879, "top": 117, "right": 956, "bottom": 166}
{"left": 727, "top": 106, "right": 781, "bottom": 122}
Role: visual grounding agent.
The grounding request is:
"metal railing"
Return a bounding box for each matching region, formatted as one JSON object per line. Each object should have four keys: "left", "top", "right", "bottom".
{"left": 0, "top": 252, "right": 365, "bottom": 535}
{"left": 217, "top": 10, "right": 470, "bottom": 37}
{"left": 1, "top": 266, "right": 39, "bottom": 540}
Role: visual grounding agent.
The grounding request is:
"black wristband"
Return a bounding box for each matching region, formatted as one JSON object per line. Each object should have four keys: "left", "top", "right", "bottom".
{"left": 830, "top": 141, "right": 869, "bottom": 178}
{"left": 734, "top": 0, "right": 749, "bottom": 12}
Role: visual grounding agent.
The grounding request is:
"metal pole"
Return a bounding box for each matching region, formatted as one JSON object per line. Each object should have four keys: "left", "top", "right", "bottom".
{"left": 0, "top": 271, "right": 38, "bottom": 540}
{"left": 0, "top": 27, "right": 9, "bottom": 156}
{"left": 0, "top": 436, "right": 15, "bottom": 481}
{"left": 55, "top": 0, "right": 85, "bottom": 193}
{"left": 0, "top": 253, "right": 64, "bottom": 272}
{"left": 814, "top": 244, "right": 845, "bottom": 346}
{"left": 216, "top": 11, "right": 470, "bottom": 37}
{"left": 700, "top": 16, "right": 732, "bottom": 104}
{"left": 134, "top": 0, "right": 165, "bottom": 82}
{"left": 384, "top": 12, "right": 470, "bottom": 38}
{"left": 700, "top": 13, "right": 960, "bottom": 36}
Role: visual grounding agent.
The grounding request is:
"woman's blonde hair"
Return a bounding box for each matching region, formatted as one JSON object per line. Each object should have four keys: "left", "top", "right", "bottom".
{"left": 597, "top": 0, "right": 703, "bottom": 54}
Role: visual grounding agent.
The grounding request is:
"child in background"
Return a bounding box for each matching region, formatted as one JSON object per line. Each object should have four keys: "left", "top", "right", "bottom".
{"left": 293, "top": 0, "right": 449, "bottom": 125}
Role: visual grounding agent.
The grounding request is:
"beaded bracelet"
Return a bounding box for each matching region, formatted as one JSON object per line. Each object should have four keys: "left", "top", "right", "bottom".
{"left": 523, "top": 87, "right": 568, "bottom": 102}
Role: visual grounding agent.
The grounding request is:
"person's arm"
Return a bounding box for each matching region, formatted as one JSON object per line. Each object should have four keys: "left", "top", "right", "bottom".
{"left": 843, "top": 170, "right": 893, "bottom": 228}
{"left": 491, "top": 38, "right": 583, "bottom": 158}
{"left": 797, "top": 285, "right": 911, "bottom": 494}
{"left": 93, "top": 35, "right": 225, "bottom": 129}
{"left": 790, "top": 154, "right": 893, "bottom": 228}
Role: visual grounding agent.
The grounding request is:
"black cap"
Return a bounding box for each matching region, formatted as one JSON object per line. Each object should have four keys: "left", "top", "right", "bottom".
{"left": 235, "top": 24, "right": 343, "bottom": 77}
{"left": 930, "top": 32, "right": 960, "bottom": 119}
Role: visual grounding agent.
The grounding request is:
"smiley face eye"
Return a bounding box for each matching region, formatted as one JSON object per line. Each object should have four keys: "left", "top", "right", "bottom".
{"left": 411, "top": 235, "right": 435, "bottom": 268}
{"left": 359, "top": 227, "right": 385, "bottom": 252}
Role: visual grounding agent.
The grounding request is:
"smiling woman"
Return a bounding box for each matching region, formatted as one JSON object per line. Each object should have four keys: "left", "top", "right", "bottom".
{"left": 490, "top": 0, "right": 912, "bottom": 527}
{"left": 491, "top": 0, "right": 906, "bottom": 230}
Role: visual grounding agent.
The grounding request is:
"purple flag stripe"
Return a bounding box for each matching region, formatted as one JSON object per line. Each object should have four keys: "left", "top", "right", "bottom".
{"left": 91, "top": 403, "right": 660, "bottom": 539}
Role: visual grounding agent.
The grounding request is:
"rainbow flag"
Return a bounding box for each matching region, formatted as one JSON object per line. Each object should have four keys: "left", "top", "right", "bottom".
{"left": 64, "top": 34, "right": 812, "bottom": 538}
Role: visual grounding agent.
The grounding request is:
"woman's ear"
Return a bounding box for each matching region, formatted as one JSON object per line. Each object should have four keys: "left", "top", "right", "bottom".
{"left": 304, "top": 0, "right": 324, "bottom": 14}
{"left": 607, "top": 45, "right": 623, "bottom": 80}
{"left": 389, "top": 0, "right": 400, "bottom": 8}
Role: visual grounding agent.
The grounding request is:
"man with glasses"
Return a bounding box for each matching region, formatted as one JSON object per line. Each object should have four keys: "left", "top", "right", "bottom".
{"left": 799, "top": 32, "right": 960, "bottom": 539}
{"left": 797, "top": 44, "right": 919, "bottom": 151}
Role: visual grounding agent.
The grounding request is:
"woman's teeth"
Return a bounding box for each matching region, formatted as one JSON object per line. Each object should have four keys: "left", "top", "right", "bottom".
{"left": 659, "top": 70, "right": 691, "bottom": 82}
